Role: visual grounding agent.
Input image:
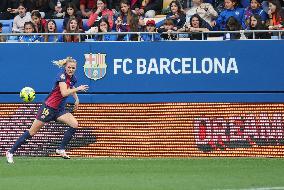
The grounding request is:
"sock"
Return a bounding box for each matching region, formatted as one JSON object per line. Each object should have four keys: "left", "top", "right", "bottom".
{"left": 59, "top": 127, "right": 76, "bottom": 150}
{"left": 9, "top": 131, "right": 32, "bottom": 154}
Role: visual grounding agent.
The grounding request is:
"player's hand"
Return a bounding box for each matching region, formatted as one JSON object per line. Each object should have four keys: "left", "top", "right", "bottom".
{"left": 77, "top": 85, "right": 89, "bottom": 92}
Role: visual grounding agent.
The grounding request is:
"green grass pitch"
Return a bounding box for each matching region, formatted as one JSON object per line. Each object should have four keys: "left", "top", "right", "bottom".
{"left": 1, "top": 157, "right": 284, "bottom": 190}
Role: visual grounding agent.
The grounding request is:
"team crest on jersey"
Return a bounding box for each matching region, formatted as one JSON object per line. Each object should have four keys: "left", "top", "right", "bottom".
{"left": 60, "top": 74, "right": 65, "bottom": 80}
{"left": 83, "top": 53, "right": 107, "bottom": 81}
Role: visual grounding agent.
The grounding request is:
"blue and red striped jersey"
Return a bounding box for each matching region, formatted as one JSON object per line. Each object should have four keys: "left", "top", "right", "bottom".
{"left": 45, "top": 71, "right": 77, "bottom": 110}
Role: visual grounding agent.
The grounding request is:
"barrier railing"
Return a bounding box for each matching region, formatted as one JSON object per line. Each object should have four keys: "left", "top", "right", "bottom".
{"left": 0, "top": 30, "right": 283, "bottom": 42}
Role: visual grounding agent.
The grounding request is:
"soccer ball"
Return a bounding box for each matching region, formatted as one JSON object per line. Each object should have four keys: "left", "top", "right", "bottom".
{"left": 20, "top": 87, "right": 35, "bottom": 103}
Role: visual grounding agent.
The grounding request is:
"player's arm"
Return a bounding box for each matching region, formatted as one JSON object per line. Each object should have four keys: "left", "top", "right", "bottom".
{"left": 59, "top": 82, "right": 89, "bottom": 97}
{"left": 72, "top": 89, "right": 80, "bottom": 111}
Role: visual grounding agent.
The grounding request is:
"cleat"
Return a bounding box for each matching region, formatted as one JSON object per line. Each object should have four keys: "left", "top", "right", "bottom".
{"left": 56, "top": 149, "right": 70, "bottom": 159}
{"left": 6, "top": 151, "right": 14, "bottom": 164}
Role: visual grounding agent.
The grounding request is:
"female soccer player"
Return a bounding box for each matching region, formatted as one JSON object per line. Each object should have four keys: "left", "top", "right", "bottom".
{"left": 6, "top": 57, "right": 89, "bottom": 163}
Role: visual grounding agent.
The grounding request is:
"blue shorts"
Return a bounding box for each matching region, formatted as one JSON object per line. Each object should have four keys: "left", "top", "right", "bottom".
{"left": 36, "top": 103, "right": 69, "bottom": 122}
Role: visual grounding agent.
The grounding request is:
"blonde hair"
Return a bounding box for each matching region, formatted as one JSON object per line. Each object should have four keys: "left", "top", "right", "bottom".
{"left": 52, "top": 56, "right": 77, "bottom": 68}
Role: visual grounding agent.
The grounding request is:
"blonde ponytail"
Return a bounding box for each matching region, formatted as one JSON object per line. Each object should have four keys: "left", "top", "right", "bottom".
{"left": 52, "top": 56, "right": 77, "bottom": 68}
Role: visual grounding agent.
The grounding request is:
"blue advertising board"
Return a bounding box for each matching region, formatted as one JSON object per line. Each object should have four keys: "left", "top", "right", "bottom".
{"left": 0, "top": 41, "right": 283, "bottom": 102}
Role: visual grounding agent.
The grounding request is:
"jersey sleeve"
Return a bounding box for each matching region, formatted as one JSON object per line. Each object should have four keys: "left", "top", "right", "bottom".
{"left": 56, "top": 72, "right": 67, "bottom": 83}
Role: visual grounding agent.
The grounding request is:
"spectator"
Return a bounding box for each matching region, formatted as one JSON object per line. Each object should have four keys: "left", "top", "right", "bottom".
{"left": 267, "top": 0, "right": 284, "bottom": 30}
{"left": 80, "top": 0, "right": 97, "bottom": 18}
{"left": 49, "top": 0, "right": 66, "bottom": 18}
{"left": 181, "top": 14, "right": 212, "bottom": 40}
{"left": 135, "top": 0, "right": 163, "bottom": 18}
{"left": 225, "top": 16, "right": 242, "bottom": 39}
{"left": 18, "top": 21, "right": 41, "bottom": 42}
{"left": 116, "top": 0, "right": 138, "bottom": 32}
{"left": 166, "top": 0, "right": 186, "bottom": 29}
{"left": 0, "top": 23, "right": 6, "bottom": 42}
{"left": 12, "top": 3, "right": 32, "bottom": 33}
{"left": 140, "top": 19, "right": 161, "bottom": 41}
{"left": 115, "top": 0, "right": 139, "bottom": 41}
{"left": 64, "top": 18, "right": 82, "bottom": 42}
{"left": 213, "top": 0, "right": 246, "bottom": 30}
{"left": 31, "top": 10, "right": 47, "bottom": 33}
{"left": 43, "top": 19, "right": 63, "bottom": 42}
{"left": 246, "top": 14, "right": 271, "bottom": 38}
{"left": 49, "top": 0, "right": 80, "bottom": 17}
{"left": 87, "top": 0, "right": 114, "bottom": 29}
{"left": 158, "top": 18, "right": 177, "bottom": 40}
{"left": 93, "top": 17, "right": 117, "bottom": 41}
{"left": 244, "top": 0, "right": 268, "bottom": 27}
{"left": 63, "top": 2, "right": 83, "bottom": 31}
{"left": 186, "top": 0, "right": 218, "bottom": 25}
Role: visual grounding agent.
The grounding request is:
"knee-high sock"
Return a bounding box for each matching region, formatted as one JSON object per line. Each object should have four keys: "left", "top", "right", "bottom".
{"left": 59, "top": 127, "right": 76, "bottom": 150}
{"left": 9, "top": 131, "right": 32, "bottom": 154}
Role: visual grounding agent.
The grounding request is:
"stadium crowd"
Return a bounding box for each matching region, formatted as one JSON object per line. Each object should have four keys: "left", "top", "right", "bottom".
{"left": 0, "top": 0, "right": 283, "bottom": 41}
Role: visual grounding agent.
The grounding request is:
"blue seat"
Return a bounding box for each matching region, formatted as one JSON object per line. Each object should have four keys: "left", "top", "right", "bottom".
{"left": 0, "top": 19, "right": 13, "bottom": 33}
{"left": 54, "top": 19, "right": 64, "bottom": 33}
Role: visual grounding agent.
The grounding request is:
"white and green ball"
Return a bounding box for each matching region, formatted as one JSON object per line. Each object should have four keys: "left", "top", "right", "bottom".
{"left": 20, "top": 87, "right": 35, "bottom": 103}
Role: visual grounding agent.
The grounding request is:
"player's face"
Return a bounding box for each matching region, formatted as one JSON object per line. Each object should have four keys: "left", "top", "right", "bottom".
{"left": 65, "top": 62, "right": 77, "bottom": 76}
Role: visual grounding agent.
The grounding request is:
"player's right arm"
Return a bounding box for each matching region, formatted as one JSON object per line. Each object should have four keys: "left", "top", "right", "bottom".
{"left": 59, "top": 82, "right": 89, "bottom": 97}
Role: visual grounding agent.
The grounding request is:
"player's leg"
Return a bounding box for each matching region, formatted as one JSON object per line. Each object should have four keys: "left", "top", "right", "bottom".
{"left": 6, "top": 119, "right": 45, "bottom": 163}
{"left": 56, "top": 113, "right": 78, "bottom": 159}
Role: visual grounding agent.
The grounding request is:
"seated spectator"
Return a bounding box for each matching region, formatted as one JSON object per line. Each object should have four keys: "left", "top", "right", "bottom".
{"left": 224, "top": 16, "right": 242, "bottom": 39}
{"left": 140, "top": 19, "right": 161, "bottom": 41}
{"left": 12, "top": 3, "right": 32, "bottom": 33}
{"left": 158, "top": 18, "right": 177, "bottom": 40}
{"left": 246, "top": 14, "right": 271, "bottom": 38}
{"left": 63, "top": 2, "right": 83, "bottom": 31}
{"left": 80, "top": 0, "right": 97, "bottom": 18}
{"left": 186, "top": 14, "right": 212, "bottom": 40}
{"left": 134, "top": 0, "right": 163, "bottom": 18}
{"left": 93, "top": 17, "right": 117, "bottom": 41}
{"left": 18, "top": 21, "right": 41, "bottom": 42}
{"left": 31, "top": 10, "right": 47, "bottom": 33}
{"left": 0, "top": 23, "right": 6, "bottom": 42}
{"left": 115, "top": 0, "right": 139, "bottom": 40}
{"left": 166, "top": 0, "right": 186, "bottom": 30}
{"left": 213, "top": 0, "right": 246, "bottom": 30}
{"left": 244, "top": 0, "right": 268, "bottom": 27}
{"left": 43, "top": 19, "right": 63, "bottom": 42}
{"left": 267, "top": 0, "right": 284, "bottom": 30}
{"left": 63, "top": 18, "right": 83, "bottom": 42}
{"left": 186, "top": 0, "right": 218, "bottom": 26}
{"left": 49, "top": 0, "right": 66, "bottom": 19}
{"left": 87, "top": 0, "right": 114, "bottom": 28}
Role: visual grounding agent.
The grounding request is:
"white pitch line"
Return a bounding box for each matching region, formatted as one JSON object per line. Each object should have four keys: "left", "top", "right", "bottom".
{"left": 217, "top": 187, "right": 284, "bottom": 190}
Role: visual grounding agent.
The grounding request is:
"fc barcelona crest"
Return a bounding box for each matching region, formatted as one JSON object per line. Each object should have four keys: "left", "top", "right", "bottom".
{"left": 83, "top": 53, "right": 107, "bottom": 81}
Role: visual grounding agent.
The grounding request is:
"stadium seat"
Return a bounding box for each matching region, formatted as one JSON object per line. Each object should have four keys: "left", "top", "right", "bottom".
{"left": 0, "top": 19, "right": 13, "bottom": 33}
{"left": 54, "top": 19, "right": 64, "bottom": 32}
{"left": 82, "top": 19, "right": 89, "bottom": 31}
